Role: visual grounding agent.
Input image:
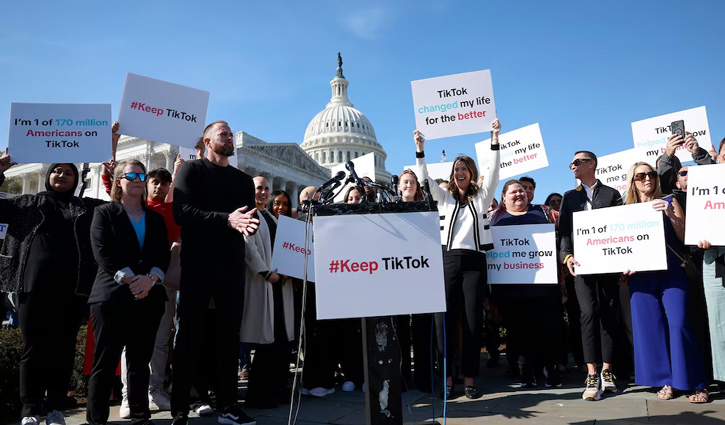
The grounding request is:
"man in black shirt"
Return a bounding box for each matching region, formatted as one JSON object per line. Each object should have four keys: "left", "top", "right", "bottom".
{"left": 171, "top": 121, "right": 259, "bottom": 425}
{"left": 559, "top": 150, "right": 623, "bottom": 402}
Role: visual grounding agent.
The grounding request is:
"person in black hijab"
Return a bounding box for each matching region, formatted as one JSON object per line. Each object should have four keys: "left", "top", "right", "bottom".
{"left": 0, "top": 153, "right": 104, "bottom": 425}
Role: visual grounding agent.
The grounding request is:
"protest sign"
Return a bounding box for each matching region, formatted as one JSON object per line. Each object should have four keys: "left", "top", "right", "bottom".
{"left": 118, "top": 73, "right": 209, "bottom": 147}
{"left": 8, "top": 103, "right": 112, "bottom": 163}
{"left": 475, "top": 123, "right": 548, "bottom": 180}
{"left": 330, "top": 152, "right": 376, "bottom": 202}
{"left": 271, "top": 215, "right": 315, "bottom": 281}
{"left": 411, "top": 70, "right": 496, "bottom": 140}
{"left": 0, "top": 223, "right": 7, "bottom": 240}
{"left": 572, "top": 202, "right": 666, "bottom": 275}
{"left": 579, "top": 149, "right": 646, "bottom": 195}
{"left": 486, "top": 224, "right": 558, "bottom": 284}
{"left": 313, "top": 211, "right": 446, "bottom": 319}
{"left": 631, "top": 106, "right": 712, "bottom": 164}
{"left": 684, "top": 164, "right": 725, "bottom": 245}
{"left": 404, "top": 161, "right": 453, "bottom": 183}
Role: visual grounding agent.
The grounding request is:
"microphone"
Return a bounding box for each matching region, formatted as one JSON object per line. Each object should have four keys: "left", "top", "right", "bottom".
{"left": 345, "top": 161, "right": 360, "bottom": 184}
{"left": 318, "top": 171, "right": 346, "bottom": 192}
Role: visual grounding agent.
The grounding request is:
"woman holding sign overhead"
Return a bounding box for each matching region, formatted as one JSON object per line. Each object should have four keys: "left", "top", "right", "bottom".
{"left": 622, "top": 161, "right": 708, "bottom": 403}
{"left": 414, "top": 119, "right": 501, "bottom": 400}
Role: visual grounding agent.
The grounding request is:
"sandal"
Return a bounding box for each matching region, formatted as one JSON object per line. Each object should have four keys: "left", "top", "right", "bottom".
{"left": 688, "top": 389, "right": 709, "bottom": 403}
{"left": 656, "top": 385, "right": 674, "bottom": 400}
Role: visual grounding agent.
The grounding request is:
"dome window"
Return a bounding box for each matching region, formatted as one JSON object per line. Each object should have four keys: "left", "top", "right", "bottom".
{"left": 338, "top": 151, "right": 343, "bottom": 163}
{"left": 338, "top": 121, "right": 341, "bottom": 126}
{"left": 355, "top": 152, "right": 359, "bottom": 158}
{"left": 346, "top": 151, "right": 351, "bottom": 162}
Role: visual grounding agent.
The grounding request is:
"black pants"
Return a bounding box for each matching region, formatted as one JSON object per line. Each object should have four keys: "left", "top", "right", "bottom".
{"left": 87, "top": 299, "right": 163, "bottom": 425}
{"left": 411, "top": 313, "right": 433, "bottom": 392}
{"left": 435, "top": 250, "right": 487, "bottom": 378}
{"left": 564, "top": 275, "right": 585, "bottom": 366}
{"left": 18, "top": 292, "right": 86, "bottom": 417}
{"left": 171, "top": 273, "right": 245, "bottom": 413}
{"left": 301, "top": 283, "right": 363, "bottom": 389}
{"left": 247, "top": 284, "right": 292, "bottom": 405}
{"left": 499, "top": 294, "right": 562, "bottom": 382}
{"left": 575, "top": 273, "right": 619, "bottom": 365}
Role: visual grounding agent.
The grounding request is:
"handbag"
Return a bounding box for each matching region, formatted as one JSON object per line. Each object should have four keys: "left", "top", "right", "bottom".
{"left": 665, "top": 243, "right": 699, "bottom": 281}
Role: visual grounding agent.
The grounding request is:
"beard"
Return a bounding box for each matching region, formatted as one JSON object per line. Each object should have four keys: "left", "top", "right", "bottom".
{"left": 211, "top": 142, "right": 234, "bottom": 157}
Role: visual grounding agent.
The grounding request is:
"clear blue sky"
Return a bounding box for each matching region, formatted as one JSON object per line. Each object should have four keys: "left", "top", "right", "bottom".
{"left": 2, "top": 0, "right": 724, "bottom": 201}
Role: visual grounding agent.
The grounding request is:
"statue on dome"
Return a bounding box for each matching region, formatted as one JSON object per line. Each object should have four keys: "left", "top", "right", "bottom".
{"left": 336, "top": 52, "right": 344, "bottom": 78}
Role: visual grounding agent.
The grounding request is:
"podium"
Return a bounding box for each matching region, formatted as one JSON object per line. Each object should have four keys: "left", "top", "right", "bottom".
{"left": 311, "top": 199, "right": 442, "bottom": 425}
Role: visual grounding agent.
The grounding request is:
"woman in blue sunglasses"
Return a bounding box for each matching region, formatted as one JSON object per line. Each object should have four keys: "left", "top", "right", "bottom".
{"left": 87, "top": 160, "right": 170, "bottom": 425}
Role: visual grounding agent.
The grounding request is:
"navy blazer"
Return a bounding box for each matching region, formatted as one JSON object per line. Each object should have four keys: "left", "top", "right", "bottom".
{"left": 89, "top": 201, "right": 170, "bottom": 304}
{"left": 558, "top": 180, "right": 623, "bottom": 261}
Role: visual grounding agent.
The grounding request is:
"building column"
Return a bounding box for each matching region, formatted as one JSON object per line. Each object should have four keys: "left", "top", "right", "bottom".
{"left": 37, "top": 172, "right": 45, "bottom": 193}
{"left": 21, "top": 176, "right": 30, "bottom": 194}
{"left": 165, "top": 150, "right": 175, "bottom": 172}
{"left": 288, "top": 185, "right": 299, "bottom": 208}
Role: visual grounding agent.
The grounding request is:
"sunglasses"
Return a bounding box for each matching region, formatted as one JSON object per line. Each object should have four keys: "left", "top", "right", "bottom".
{"left": 633, "top": 171, "right": 658, "bottom": 182}
{"left": 678, "top": 170, "right": 688, "bottom": 177}
{"left": 569, "top": 158, "right": 592, "bottom": 169}
{"left": 121, "top": 172, "right": 147, "bottom": 182}
{"left": 548, "top": 199, "right": 561, "bottom": 206}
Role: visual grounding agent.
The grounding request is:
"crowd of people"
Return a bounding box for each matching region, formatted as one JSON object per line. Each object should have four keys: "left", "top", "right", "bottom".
{"left": 0, "top": 118, "right": 723, "bottom": 425}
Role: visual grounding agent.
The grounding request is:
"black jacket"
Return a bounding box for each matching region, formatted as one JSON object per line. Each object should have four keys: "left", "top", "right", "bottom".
{"left": 558, "top": 180, "right": 623, "bottom": 261}
{"left": 0, "top": 193, "right": 104, "bottom": 295}
{"left": 89, "top": 202, "right": 170, "bottom": 304}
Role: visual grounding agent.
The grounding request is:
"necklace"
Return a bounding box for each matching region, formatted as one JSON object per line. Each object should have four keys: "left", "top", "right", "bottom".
{"left": 123, "top": 205, "right": 144, "bottom": 216}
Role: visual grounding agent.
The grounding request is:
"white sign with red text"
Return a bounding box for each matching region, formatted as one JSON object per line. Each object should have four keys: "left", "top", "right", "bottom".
{"left": 411, "top": 70, "right": 496, "bottom": 140}
{"left": 313, "top": 212, "right": 446, "bottom": 319}
{"left": 631, "top": 106, "right": 712, "bottom": 164}
{"left": 271, "top": 215, "right": 315, "bottom": 281}
{"left": 475, "top": 123, "right": 548, "bottom": 180}
{"left": 486, "top": 224, "right": 558, "bottom": 284}
{"left": 573, "top": 202, "right": 666, "bottom": 275}
{"left": 684, "top": 164, "right": 725, "bottom": 245}
{"left": 118, "top": 73, "right": 209, "bottom": 147}
{"left": 8, "top": 103, "right": 112, "bottom": 163}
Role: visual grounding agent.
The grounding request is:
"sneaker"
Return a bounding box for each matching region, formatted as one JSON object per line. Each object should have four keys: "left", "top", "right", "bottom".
{"left": 196, "top": 404, "right": 214, "bottom": 417}
{"left": 601, "top": 369, "right": 618, "bottom": 393}
{"left": 582, "top": 374, "right": 602, "bottom": 401}
{"left": 341, "top": 381, "right": 356, "bottom": 392}
{"left": 45, "top": 410, "right": 65, "bottom": 425}
{"left": 218, "top": 405, "right": 255, "bottom": 425}
{"left": 171, "top": 412, "right": 188, "bottom": 425}
{"left": 544, "top": 366, "right": 562, "bottom": 388}
{"left": 22, "top": 416, "right": 40, "bottom": 425}
{"left": 149, "top": 389, "right": 171, "bottom": 411}
{"left": 120, "top": 399, "right": 131, "bottom": 419}
{"left": 309, "top": 387, "right": 335, "bottom": 397}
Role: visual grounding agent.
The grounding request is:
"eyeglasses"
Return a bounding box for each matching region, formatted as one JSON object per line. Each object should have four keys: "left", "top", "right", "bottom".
{"left": 548, "top": 199, "right": 561, "bottom": 206}
{"left": 569, "top": 158, "right": 592, "bottom": 169}
{"left": 121, "top": 172, "right": 147, "bottom": 182}
{"left": 633, "top": 171, "right": 658, "bottom": 182}
{"left": 678, "top": 170, "right": 688, "bottom": 177}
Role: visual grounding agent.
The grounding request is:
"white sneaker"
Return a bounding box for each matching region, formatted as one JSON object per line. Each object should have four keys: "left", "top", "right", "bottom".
{"left": 149, "top": 389, "right": 171, "bottom": 411}
{"left": 119, "top": 399, "right": 131, "bottom": 419}
{"left": 582, "top": 374, "right": 602, "bottom": 401}
{"left": 600, "top": 369, "right": 618, "bottom": 393}
{"left": 308, "top": 387, "right": 335, "bottom": 397}
{"left": 196, "top": 404, "right": 214, "bottom": 417}
{"left": 22, "top": 416, "right": 39, "bottom": 425}
{"left": 341, "top": 381, "right": 356, "bottom": 392}
{"left": 45, "top": 410, "right": 65, "bottom": 425}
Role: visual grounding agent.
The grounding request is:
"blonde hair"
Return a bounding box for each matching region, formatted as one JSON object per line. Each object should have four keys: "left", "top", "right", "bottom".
{"left": 624, "top": 161, "right": 662, "bottom": 204}
{"left": 110, "top": 160, "right": 147, "bottom": 202}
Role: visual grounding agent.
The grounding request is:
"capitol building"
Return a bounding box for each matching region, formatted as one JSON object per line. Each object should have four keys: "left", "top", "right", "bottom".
{"left": 1, "top": 55, "right": 389, "bottom": 202}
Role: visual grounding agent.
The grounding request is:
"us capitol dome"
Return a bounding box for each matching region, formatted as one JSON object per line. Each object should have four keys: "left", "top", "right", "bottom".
{"left": 301, "top": 54, "right": 390, "bottom": 183}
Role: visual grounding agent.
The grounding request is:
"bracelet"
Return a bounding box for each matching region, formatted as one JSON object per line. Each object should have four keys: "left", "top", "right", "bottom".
{"left": 415, "top": 151, "right": 425, "bottom": 158}
{"left": 147, "top": 274, "right": 158, "bottom": 284}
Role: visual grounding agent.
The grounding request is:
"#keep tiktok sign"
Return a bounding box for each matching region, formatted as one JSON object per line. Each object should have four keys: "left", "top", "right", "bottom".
{"left": 313, "top": 212, "right": 446, "bottom": 320}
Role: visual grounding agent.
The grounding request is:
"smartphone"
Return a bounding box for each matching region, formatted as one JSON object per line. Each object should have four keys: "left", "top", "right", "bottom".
{"left": 671, "top": 120, "right": 685, "bottom": 142}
